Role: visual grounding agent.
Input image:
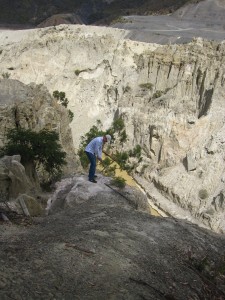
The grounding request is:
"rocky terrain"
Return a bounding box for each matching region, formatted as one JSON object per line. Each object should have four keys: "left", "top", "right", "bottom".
{"left": 0, "top": 19, "right": 225, "bottom": 232}
{"left": 0, "top": 1, "right": 225, "bottom": 298}
{"left": 0, "top": 79, "right": 81, "bottom": 222}
{"left": 0, "top": 79, "right": 79, "bottom": 176}
{"left": 1, "top": 174, "right": 225, "bottom": 300}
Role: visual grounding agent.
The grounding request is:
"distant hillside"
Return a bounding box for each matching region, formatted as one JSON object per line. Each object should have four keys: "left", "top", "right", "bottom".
{"left": 0, "top": 0, "right": 202, "bottom": 27}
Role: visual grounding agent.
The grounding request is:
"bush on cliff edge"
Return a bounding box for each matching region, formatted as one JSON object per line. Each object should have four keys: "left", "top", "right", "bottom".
{"left": 0, "top": 128, "right": 67, "bottom": 178}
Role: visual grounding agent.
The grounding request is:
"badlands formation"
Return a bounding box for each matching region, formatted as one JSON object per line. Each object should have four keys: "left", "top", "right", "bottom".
{"left": 0, "top": 23, "right": 225, "bottom": 233}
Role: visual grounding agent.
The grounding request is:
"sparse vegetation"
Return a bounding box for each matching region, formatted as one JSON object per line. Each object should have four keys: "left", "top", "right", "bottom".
{"left": 111, "top": 176, "right": 126, "bottom": 188}
{"left": 53, "top": 90, "right": 69, "bottom": 108}
{"left": 139, "top": 83, "right": 153, "bottom": 90}
{"left": 2, "top": 72, "right": 10, "bottom": 79}
{"left": 68, "top": 110, "right": 74, "bottom": 122}
{"left": 198, "top": 189, "right": 209, "bottom": 199}
{"left": 153, "top": 90, "right": 163, "bottom": 98}
{"left": 53, "top": 90, "right": 73, "bottom": 122}
{"left": 123, "top": 85, "right": 131, "bottom": 93}
{"left": 74, "top": 69, "right": 81, "bottom": 76}
{"left": 129, "top": 145, "right": 142, "bottom": 159}
{"left": 112, "top": 118, "right": 125, "bottom": 133}
{"left": 119, "top": 130, "right": 127, "bottom": 143}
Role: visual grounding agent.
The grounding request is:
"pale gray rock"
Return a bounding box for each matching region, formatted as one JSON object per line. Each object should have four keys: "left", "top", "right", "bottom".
{"left": 0, "top": 155, "right": 34, "bottom": 202}
{"left": 47, "top": 174, "right": 150, "bottom": 215}
{"left": 186, "top": 151, "right": 196, "bottom": 171}
{"left": 0, "top": 155, "right": 44, "bottom": 216}
{"left": 1, "top": 180, "right": 225, "bottom": 300}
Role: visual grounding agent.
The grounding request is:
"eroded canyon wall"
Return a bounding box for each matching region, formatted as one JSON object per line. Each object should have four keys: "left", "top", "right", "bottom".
{"left": 0, "top": 25, "right": 224, "bottom": 232}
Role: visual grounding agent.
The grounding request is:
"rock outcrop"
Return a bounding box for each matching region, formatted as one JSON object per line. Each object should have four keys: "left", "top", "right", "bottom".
{"left": 0, "top": 79, "right": 79, "bottom": 176}
{"left": 0, "top": 25, "right": 225, "bottom": 232}
{"left": 0, "top": 155, "right": 43, "bottom": 216}
{"left": 0, "top": 155, "right": 35, "bottom": 200}
{"left": 1, "top": 176, "right": 225, "bottom": 299}
{"left": 46, "top": 174, "right": 151, "bottom": 215}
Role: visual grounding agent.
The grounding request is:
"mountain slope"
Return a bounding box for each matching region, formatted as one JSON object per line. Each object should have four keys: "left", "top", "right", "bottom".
{"left": 0, "top": 0, "right": 200, "bottom": 27}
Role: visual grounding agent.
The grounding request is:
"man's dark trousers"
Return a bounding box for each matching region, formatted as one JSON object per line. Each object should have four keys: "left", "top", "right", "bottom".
{"left": 85, "top": 151, "right": 96, "bottom": 181}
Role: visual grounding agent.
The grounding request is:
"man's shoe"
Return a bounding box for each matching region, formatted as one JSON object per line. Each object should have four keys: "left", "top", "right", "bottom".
{"left": 89, "top": 179, "right": 97, "bottom": 183}
{"left": 94, "top": 175, "right": 97, "bottom": 178}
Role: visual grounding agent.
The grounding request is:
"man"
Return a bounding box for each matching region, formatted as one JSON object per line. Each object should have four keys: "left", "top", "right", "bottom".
{"left": 85, "top": 134, "right": 111, "bottom": 183}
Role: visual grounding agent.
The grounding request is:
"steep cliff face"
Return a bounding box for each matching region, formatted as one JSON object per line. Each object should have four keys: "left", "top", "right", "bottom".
{"left": 0, "top": 25, "right": 224, "bottom": 232}
{"left": 0, "top": 79, "right": 79, "bottom": 176}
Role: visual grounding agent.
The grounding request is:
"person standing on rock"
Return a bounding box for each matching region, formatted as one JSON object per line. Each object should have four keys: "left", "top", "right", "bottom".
{"left": 85, "top": 135, "right": 111, "bottom": 183}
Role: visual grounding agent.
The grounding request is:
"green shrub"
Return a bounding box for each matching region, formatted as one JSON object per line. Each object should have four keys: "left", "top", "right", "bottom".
{"left": 153, "top": 90, "right": 163, "bottom": 98}
{"left": 102, "top": 158, "right": 117, "bottom": 177}
{"left": 113, "top": 151, "right": 129, "bottom": 170}
{"left": 53, "top": 90, "right": 69, "bottom": 108}
{"left": 74, "top": 69, "right": 81, "bottom": 76}
{"left": 112, "top": 118, "right": 125, "bottom": 132}
{"left": 120, "top": 130, "right": 127, "bottom": 143}
{"left": 139, "top": 83, "right": 153, "bottom": 90}
{"left": 68, "top": 110, "right": 74, "bottom": 122}
{"left": 129, "top": 145, "right": 142, "bottom": 159}
{"left": 0, "top": 128, "right": 66, "bottom": 176}
{"left": 111, "top": 176, "right": 126, "bottom": 188}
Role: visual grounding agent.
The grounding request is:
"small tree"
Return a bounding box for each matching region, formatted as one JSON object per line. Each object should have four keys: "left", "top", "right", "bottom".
{"left": 0, "top": 128, "right": 66, "bottom": 177}
{"left": 53, "top": 90, "right": 69, "bottom": 108}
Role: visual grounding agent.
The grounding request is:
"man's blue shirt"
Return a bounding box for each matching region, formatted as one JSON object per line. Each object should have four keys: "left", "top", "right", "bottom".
{"left": 85, "top": 137, "right": 103, "bottom": 159}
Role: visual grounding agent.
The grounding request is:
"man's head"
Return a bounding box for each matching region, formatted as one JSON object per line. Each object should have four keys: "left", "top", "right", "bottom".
{"left": 103, "top": 134, "right": 111, "bottom": 143}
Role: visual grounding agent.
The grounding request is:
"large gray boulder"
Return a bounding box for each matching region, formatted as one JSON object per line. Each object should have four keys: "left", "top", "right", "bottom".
{"left": 46, "top": 174, "right": 150, "bottom": 215}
